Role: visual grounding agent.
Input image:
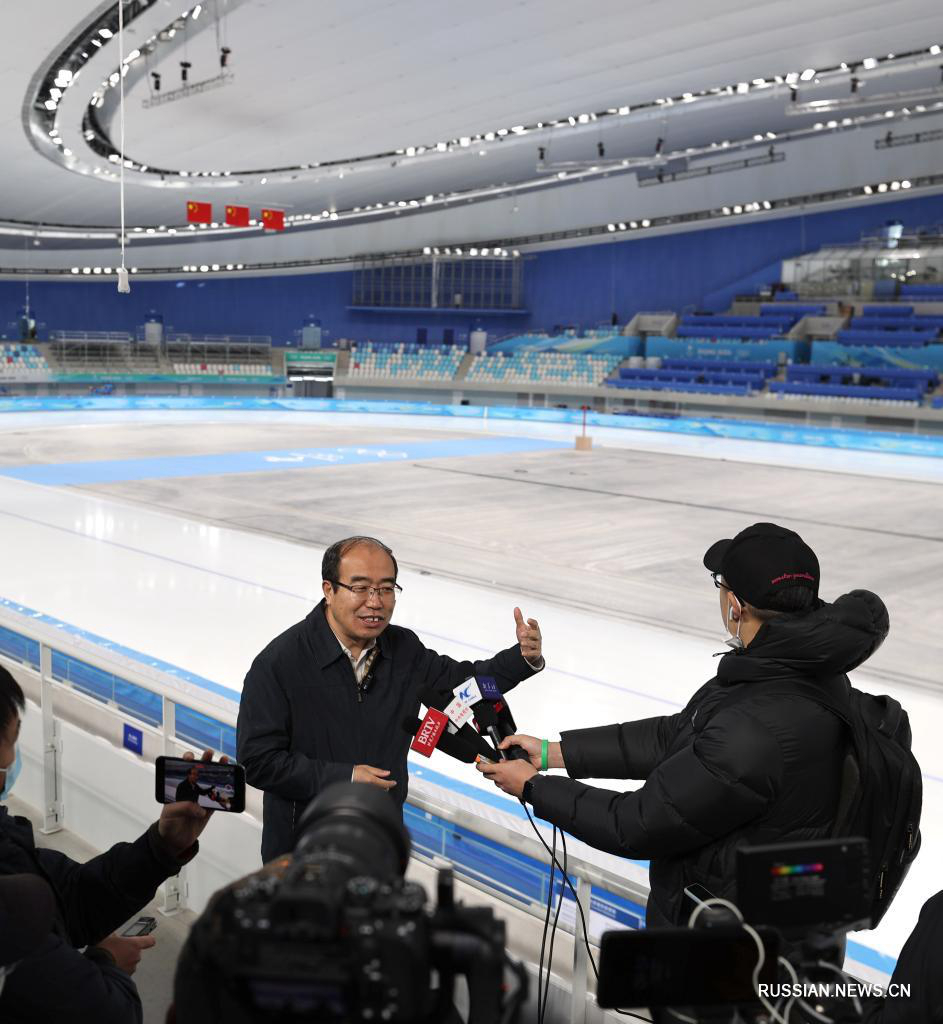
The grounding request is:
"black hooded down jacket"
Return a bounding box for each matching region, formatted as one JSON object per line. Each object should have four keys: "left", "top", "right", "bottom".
{"left": 530, "top": 590, "right": 889, "bottom": 928}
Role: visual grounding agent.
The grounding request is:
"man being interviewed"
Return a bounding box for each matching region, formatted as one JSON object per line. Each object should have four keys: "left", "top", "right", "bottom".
{"left": 478, "top": 523, "right": 891, "bottom": 931}
{"left": 238, "top": 535, "right": 544, "bottom": 861}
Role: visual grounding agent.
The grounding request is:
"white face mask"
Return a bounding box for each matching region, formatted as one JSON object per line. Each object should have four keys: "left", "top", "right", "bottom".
{"left": 724, "top": 602, "right": 744, "bottom": 650}
{"left": 0, "top": 747, "right": 21, "bottom": 801}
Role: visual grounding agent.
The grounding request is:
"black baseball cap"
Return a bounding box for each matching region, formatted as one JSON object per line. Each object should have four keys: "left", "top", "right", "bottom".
{"left": 703, "top": 523, "right": 819, "bottom": 609}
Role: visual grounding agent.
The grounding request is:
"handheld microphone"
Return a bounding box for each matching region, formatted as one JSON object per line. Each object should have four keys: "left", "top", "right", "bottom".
{"left": 402, "top": 718, "right": 495, "bottom": 764}
{"left": 472, "top": 701, "right": 529, "bottom": 762}
{"left": 418, "top": 687, "right": 498, "bottom": 759}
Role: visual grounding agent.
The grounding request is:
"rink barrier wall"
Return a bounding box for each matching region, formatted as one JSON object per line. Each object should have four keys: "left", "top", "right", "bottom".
{"left": 2, "top": 394, "right": 943, "bottom": 459}
{"left": 0, "top": 595, "right": 899, "bottom": 985}
{"left": 0, "top": 596, "right": 656, "bottom": 1015}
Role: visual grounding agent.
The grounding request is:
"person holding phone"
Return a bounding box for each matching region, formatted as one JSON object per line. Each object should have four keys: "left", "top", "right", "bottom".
{"left": 0, "top": 664, "right": 227, "bottom": 1024}
{"left": 237, "top": 535, "right": 544, "bottom": 861}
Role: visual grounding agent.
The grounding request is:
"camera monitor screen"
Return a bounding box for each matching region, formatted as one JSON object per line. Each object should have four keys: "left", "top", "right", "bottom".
{"left": 596, "top": 926, "right": 779, "bottom": 1008}
{"left": 737, "top": 837, "right": 870, "bottom": 935}
{"left": 155, "top": 756, "right": 245, "bottom": 813}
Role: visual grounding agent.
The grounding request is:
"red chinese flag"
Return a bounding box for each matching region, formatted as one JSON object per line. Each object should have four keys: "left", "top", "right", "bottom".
{"left": 186, "top": 200, "right": 212, "bottom": 224}
{"left": 260, "top": 207, "right": 285, "bottom": 231}
{"left": 225, "top": 204, "right": 250, "bottom": 227}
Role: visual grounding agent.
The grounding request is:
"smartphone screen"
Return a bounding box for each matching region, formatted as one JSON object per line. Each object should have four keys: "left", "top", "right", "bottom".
{"left": 122, "top": 916, "right": 157, "bottom": 937}
{"left": 155, "top": 756, "right": 246, "bottom": 813}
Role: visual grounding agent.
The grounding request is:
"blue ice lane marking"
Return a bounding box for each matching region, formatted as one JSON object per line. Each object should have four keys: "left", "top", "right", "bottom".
{"left": 0, "top": 437, "right": 568, "bottom": 487}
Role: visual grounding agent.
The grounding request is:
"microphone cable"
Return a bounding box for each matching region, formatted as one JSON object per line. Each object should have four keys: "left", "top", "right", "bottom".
{"left": 519, "top": 800, "right": 649, "bottom": 1023}
{"left": 541, "top": 826, "right": 567, "bottom": 1024}
{"left": 536, "top": 825, "right": 557, "bottom": 1024}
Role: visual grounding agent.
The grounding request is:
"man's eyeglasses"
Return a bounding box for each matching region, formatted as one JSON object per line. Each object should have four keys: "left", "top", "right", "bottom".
{"left": 331, "top": 581, "right": 402, "bottom": 600}
{"left": 711, "top": 572, "right": 729, "bottom": 590}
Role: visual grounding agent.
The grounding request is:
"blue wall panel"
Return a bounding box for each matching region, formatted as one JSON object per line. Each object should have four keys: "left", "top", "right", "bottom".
{"left": 4, "top": 192, "right": 943, "bottom": 343}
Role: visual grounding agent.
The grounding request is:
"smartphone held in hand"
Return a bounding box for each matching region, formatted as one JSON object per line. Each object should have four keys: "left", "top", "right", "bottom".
{"left": 121, "top": 916, "right": 157, "bottom": 938}
{"left": 155, "top": 756, "right": 246, "bottom": 813}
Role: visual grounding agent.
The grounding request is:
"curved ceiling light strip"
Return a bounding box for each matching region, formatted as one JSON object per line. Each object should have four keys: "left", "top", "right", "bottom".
{"left": 24, "top": 3, "right": 943, "bottom": 187}
{"left": 3, "top": 171, "right": 940, "bottom": 279}
{"left": 8, "top": 97, "right": 943, "bottom": 243}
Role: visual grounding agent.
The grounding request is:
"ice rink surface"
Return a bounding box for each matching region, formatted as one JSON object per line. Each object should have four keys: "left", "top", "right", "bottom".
{"left": 0, "top": 407, "right": 940, "bottom": 974}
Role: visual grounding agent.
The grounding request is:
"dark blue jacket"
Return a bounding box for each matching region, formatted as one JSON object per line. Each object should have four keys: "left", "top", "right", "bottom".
{"left": 0, "top": 806, "right": 191, "bottom": 1024}
{"left": 237, "top": 600, "right": 540, "bottom": 861}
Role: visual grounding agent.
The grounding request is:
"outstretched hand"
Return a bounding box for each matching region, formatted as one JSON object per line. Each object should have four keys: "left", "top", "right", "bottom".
{"left": 476, "top": 756, "right": 537, "bottom": 799}
{"left": 514, "top": 607, "right": 542, "bottom": 665}
{"left": 158, "top": 748, "right": 227, "bottom": 857}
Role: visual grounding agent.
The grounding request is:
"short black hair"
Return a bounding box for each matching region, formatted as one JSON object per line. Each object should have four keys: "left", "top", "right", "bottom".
{"left": 322, "top": 536, "right": 398, "bottom": 586}
{"left": 750, "top": 586, "right": 816, "bottom": 621}
{"left": 0, "top": 665, "right": 25, "bottom": 735}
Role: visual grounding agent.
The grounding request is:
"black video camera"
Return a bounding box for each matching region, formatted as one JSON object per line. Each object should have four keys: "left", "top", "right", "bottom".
{"left": 597, "top": 837, "right": 873, "bottom": 1023}
{"left": 173, "top": 783, "right": 526, "bottom": 1024}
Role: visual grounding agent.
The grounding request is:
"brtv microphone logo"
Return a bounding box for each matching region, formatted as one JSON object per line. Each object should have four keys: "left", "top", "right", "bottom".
{"left": 410, "top": 708, "right": 449, "bottom": 757}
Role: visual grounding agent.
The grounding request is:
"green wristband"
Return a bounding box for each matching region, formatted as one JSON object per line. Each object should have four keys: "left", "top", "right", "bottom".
{"left": 540, "top": 739, "right": 549, "bottom": 772}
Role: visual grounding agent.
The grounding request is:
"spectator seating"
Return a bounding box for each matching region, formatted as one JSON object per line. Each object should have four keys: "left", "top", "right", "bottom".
{"left": 843, "top": 305, "right": 943, "bottom": 345}
{"left": 901, "top": 284, "right": 943, "bottom": 300}
{"left": 834, "top": 328, "right": 937, "bottom": 346}
{"left": 769, "top": 381, "right": 923, "bottom": 403}
{"left": 173, "top": 362, "right": 273, "bottom": 376}
{"left": 0, "top": 343, "right": 49, "bottom": 377}
{"left": 759, "top": 304, "right": 827, "bottom": 317}
{"left": 347, "top": 342, "right": 466, "bottom": 380}
{"left": 616, "top": 366, "right": 766, "bottom": 390}
{"left": 465, "top": 350, "right": 621, "bottom": 385}
{"left": 787, "top": 364, "right": 938, "bottom": 392}
{"left": 849, "top": 316, "right": 943, "bottom": 331}
{"left": 676, "top": 309, "right": 799, "bottom": 339}
{"left": 607, "top": 379, "right": 752, "bottom": 396}
{"left": 862, "top": 306, "right": 914, "bottom": 317}
{"left": 661, "top": 359, "right": 778, "bottom": 378}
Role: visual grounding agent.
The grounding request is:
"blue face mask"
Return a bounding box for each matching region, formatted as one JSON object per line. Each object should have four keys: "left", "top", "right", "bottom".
{"left": 0, "top": 747, "right": 21, "bottom": 801}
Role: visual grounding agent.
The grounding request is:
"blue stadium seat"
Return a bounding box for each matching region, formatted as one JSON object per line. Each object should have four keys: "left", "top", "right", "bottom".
{"left": 769, "top": 381, "right": 922, "bottom": 402}
{"left": 661, "top": 359, "right": 777, "bottom": 377}
{"left": 760, "top": 304, "right": 827, "bottom": 317}
{"left": 834, "top": 329, "right": 935, "bottom": 347}
{"left": 607, "top": 379, "right": 751, "bottom": 396}
{"left": 862, "top": 306, "right": 914, "bottom": 317}
{"left": 787, "top": 364, "right": 938, "bottom": 391}
{"left": 901, "top": 284, "right": 943, "bottom": 299}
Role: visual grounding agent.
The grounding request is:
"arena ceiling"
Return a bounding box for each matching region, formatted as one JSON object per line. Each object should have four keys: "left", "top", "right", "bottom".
{"left": 3, "top": 0, "right": 943, "bottom": 274}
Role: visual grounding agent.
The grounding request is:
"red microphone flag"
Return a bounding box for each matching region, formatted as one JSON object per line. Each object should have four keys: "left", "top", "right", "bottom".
{"left": 410, "top": 708, "right": 449, "bottom": 757}
{"left": 186, "top": 200, "right": 212, "bottom": 224}
{"left": 260, "top": 207, "right": 285, "bottom": 231}
{"left": 225, "top": 204, "right": 250, "bottom": 227}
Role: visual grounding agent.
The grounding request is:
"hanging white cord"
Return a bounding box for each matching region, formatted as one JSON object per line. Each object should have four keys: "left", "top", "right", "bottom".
{"left": 117, "top": 0, "right": 130, "bottom": 292}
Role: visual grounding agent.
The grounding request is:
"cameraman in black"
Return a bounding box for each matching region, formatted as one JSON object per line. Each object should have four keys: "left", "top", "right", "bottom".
{"left": 479, "top": 523, "right": 888, "bottom": 933}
